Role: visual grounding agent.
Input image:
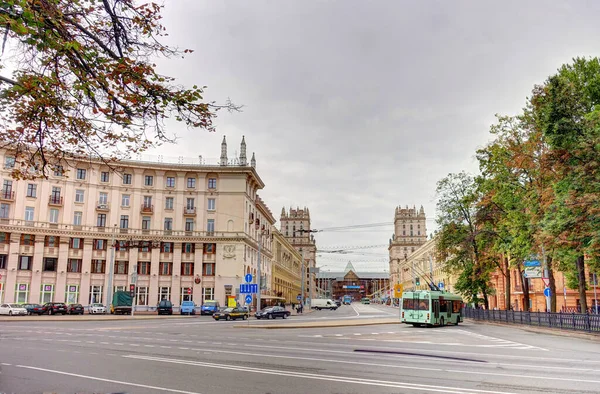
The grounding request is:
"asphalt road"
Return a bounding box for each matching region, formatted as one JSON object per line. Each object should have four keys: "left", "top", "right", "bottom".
{"left": 1, "top": 303, "right": 600, "bottom": 394}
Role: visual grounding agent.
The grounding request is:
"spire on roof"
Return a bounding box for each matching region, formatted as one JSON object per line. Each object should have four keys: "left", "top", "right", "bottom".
{"left": 239, "top": 136, "right": 247, "bottom": 166}
{"left": 344, "top": 261, "right": 357, "bottom": 275}
{"left": 220, "top": 136, "right": 228, "bottom": 166}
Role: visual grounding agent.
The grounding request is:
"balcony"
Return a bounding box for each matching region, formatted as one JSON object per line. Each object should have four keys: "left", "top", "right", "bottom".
{"left": 96, "top": 202, "right": 110, "bottom": 211}
{"left": 183, "top": 207, "right": 196, "bottom": 216}
{"left": 140, "top": 204, "right": 154, "bottom": 214}
{"left": 0, "top": 189, "right": 14, "bottom": 201}
{"left": 48, "top": 195, "right": 63, "bottom": 206}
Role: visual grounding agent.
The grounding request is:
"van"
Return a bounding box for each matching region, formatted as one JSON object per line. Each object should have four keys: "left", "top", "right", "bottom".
{"left": 310, "top": 299, "right": 338, "bottom": 310}
{"left": 180, "top": 301, "right": 196, "bottom": 315}
{"left": 201, "top": 300, "right": 220, "bottom": 315}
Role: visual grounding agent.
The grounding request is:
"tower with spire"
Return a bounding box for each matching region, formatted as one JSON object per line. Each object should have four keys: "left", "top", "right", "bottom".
{"left": 250, "top": 152, "right": 256, "bottom": 168}
{"left": 239, "top": 136, "right": 247, "bottom": 166}
{"left": 220, "top": 136, "right": 228, "bottom": 166}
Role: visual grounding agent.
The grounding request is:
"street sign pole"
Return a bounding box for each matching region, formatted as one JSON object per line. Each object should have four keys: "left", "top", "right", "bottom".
{"left": 594, "top": 273, "right": 598, "bottom": 315}
{"left": 256, "top": 228, "right": 262, "bottom": 312}
{"left": 542, "top": 246, "right": 551, "bottom": 312}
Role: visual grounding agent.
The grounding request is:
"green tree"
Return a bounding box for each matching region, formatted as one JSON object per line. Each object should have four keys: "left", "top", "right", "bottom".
{"left": 0, "top": 0, "right": 238, "bottom": 179}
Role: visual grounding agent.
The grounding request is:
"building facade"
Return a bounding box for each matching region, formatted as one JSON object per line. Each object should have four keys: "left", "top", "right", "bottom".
{"left": 270, "top": 229, "right": 302, "bottom": 304}
{"left": 316, "top": 262, "right": 389, "bottom": 302}
{"left": 389, "top": 205, "right": 428, "bottom": 286}
{"left": 0, "top": 137, "right": 276, "bottom": 310}
{"left": 280, "top": 207, "right": 317, "bottom": 301}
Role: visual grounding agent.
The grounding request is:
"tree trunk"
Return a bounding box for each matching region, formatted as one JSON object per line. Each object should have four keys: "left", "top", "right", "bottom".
{"left": 548, "top": 256, "right": 557, "bottom": 312}
{"left": 504, "top": 256, "right": 511, "bottom": 310}
{"left": 482, "top": 286, "right": 489, "bottom": 310}
{"left": 518, "top": 265, "right": 530, "bottom": 312}
{"left": 576, "top": 255, "right": 588, "bottom": 312}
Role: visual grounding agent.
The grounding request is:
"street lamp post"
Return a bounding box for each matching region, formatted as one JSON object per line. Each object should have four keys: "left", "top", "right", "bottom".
{"left": 106, "top": 224, "right": 117, "bottom": 309}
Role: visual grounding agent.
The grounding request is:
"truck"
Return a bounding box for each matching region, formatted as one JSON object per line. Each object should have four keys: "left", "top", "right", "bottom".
{"left": 110, "top": 291, "right": 133, "bottom": 315}
{"left": 310, "top": 298, "right": 338, "bottom": 310}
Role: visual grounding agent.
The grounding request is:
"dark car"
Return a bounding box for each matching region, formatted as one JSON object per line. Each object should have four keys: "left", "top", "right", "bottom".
{"left": 255, "top": 306, "right": 291, "bottom": 320}
{"left": 334, "top": 300, "right": 342, "bottom": 307}
{"left": 157, "top": 300, "right": 173, "bottom": 315}
{"left": 23, "top": 303, "right": 43, "bottom": 315}
{"left": 213, "top": 307, "right": 248, "bottom": 321}
{"left": 67, "top": 304, "right": 84, "bottom": 315}
{"left": 41, "top": 302, "right": 67, "bottom": 315}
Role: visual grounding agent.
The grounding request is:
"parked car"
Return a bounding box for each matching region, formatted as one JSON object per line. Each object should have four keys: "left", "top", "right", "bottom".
{"left": 157, "top": 300, "right": 173, "bottom": 315}
{"left": 0, "top": 303, "right": 28, "bottom": 316}
{"left": 89, "top": 303, "right": 107, "bottom": 314}
{"left": 213, "top": 307, "right": 248, "bottom": 321}
{"left": 361, "top": 297, "right": 371, "bottom": 305}
{"left": 180, "top": 301, "right": 196, "bottom": 315}
{"left": 334, "top": 300, "right": 342, "bottom": 307}
{"left": 42, "top": 302, "right": 68, "bottom": 315}
{"left": 200, "top": 300, "right": 220, "bottom": 315}
{"left": 255, "top": 306, "right": 290, "bottom": 319}
{"left": 67, "top": 304, "right": 84, "bottom": 315}
{"left": 23, "top": 303, "right": 43, "bottom": 315}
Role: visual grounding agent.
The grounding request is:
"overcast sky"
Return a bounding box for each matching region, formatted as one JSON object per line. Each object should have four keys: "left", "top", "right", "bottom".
{"left": 147, "top": 1, "right": 600, "bottom": 272}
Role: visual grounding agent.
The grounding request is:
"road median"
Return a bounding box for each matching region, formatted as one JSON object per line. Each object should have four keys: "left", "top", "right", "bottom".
{"left": 235, "top": 317, "right": 399, "bottom": 329}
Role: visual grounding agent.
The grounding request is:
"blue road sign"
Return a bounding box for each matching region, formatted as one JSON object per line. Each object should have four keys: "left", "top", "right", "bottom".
{"left": 438, "top": 282, "right": 444, "bottom": 289}
{"left": 297, "top": 295, "right": 302, "bottom": 301}
{"left": 245, "top": 295, "right": 253, "bottom": 304}
{"left": 544, "top": 287, "right": 551, "bottom": 297}
{"left": 244, "top": 273, "right": 253, "bottom": 283}
{"left": 524, "top": 260, "right": 541, "bottom": 267}
{"left": 239, "top": 284, "right": 258, "bottom": 294}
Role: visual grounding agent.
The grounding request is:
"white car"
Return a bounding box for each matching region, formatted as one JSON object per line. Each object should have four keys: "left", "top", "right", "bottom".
{"left": 0, "top": 303, "right": 28, "bottom": 316}
{"left": 89, "top": 303, "right": 107, "bottom": 314}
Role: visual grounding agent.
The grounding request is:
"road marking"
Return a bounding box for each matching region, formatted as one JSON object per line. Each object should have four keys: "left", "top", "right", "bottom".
{"left": 15, "top": 364, "right": 202, "bottom": 394}
{"left": 1, "top": 363, "right": 12, "bottom": 366}
{"left": 124, "top": 354, "right": 515, "bottom": 394}
{"left": 99, "top": 342, "right": 109, "bottom": 345}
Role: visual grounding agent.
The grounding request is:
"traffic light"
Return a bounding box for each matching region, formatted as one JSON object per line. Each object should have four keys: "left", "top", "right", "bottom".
{"left": 129, "top": 284, "right": 135, "bottom": 297}
{"left": 415, "top": 277, "right": 420, "bottom": 286}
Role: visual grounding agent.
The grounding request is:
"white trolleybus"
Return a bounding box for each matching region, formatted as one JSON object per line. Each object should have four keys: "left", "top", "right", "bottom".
{"left": 400, "top": 289, "right": 463, "bottom": 327}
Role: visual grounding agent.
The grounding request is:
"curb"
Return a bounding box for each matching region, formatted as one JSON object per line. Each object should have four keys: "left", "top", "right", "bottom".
{"left": 0, "top": 315, "right": 197, "bottom": 323}
{"left": 466, "top": 319, "right": 600, "bottom": 341}
{"left": 234, "top": 319, "right": 399, "bottom": 329}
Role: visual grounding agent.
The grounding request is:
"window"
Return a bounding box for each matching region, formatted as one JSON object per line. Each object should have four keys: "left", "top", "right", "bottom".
{"left": 187, "top": 177, "right": 196, "bottom": 188}
{"left": 65, "top": 285, "right": 79, "bottom": 304}
{"left": 15, "top": 283, "right": 29, "bottom": 303}
{"left": 49, "top": 208, "right": 59, "bottom": 223}
{"left": 140, "top": 241, "right": 151, "bottom": 252}
{"left": 50, "top": 186, "right": 61, "bottom": 203}
{"left": 0, "top": 203, "right": 10, "bottom": 218}
{"left": 183, "top": 243, "right": 195, "bottom": 253}
{"left": 203, "top": 263, "right": 215, "bottom": 276}
{"left": 115, "top": 240, "right": 128, "bottom": 251}
{"left": 115, "top": 261, "right": 128, "bottom": 275}
{"left": 100, "top": 171, "right": 110, "bottom": 182}
{"left": 207, "top": 198, "right": 216, "bottom": 211}
{"left": 25, "top": 207, "right": 35, "bottom": 221}
{"left": 181, "top": 262, "right": 194, "bottom": 276}
{"left": 203, "top": 243, "right": 215, "bottom": 254}
{"left": 70, "top": 238, "right": 83, "bottom": 249}
{"left": 164, "top": 218, "right": 173, "bottom": 231}
{"left": 207, "top": 219, "right": 215, "bottom": 234}
{"left": 137, "top": 262, "right": 151, "bottom": 275}
{"left": 208, "top": 178, "right": 217, "bottom": 189}
{"left": 135, "top": 286, "right": 148, "bottom": 306}
{"left": 18, "top": 256, "right": 32, "bottom": 270}
{"left": 143, "top": 196, "right": 152, "bottom": 209}
{"left": 4, "top": 156, "right": 15, "bottom": 169}
{"left": 142, "top": 216, "right": 151, "bottom": 230}
{"left": 2, "top": 180, "right": 12, "bottom": 196}
{"left": 121, "top": 194, "right": 130, "bottom": 207}
{"left": 166, "top": 177, "right": 175, "bottom": 188}
{"left": 97, "top": 214, "right": 106, "bottom": 227}
{"left": 186, "top": 198, "right": 195, "bottom": 209}
{"left": 26, "top": 184, "right": 37, "bottom": 198}
{"left": 93, "top": 239, "right": 106, "bottom": 250}
{"left": 0, "top": 232, "right": 8, "bottom": 244}
{"left": 0, "top": 254, "right": 6, "bottom": 269}
{"left": 98, "top": 192, "right": 108, "bottom": 204}
{"left": 43, "top": 258, "right": 57, "bottom": 271}
{"left": 89, "top": 285, "right": 103, "bottom": 304}
{"left": 161, "top": 242, "right": 173, "bottom": 253}
{"left": 159, "top": 262, "right": 172, "bottom": 276}
{"left": 44, "top": 236, "right": 58, "bottom": 247}
{"left": 91, "top": 260, "right": 106, "bottom": 273}
{"left": 73, "top": 211, "right": 82, "bottom": 225}
{"left": 67, "top": 259, "right": 82, "bottom": 273}
{"left": 165, "top": 197, "right": 174, "bottom": 210}
{"left": 120, "top": 215, "right": 129, "bottom": 229}
{"left": 185, "top": 218, "right": 194, "bottom": 232}
{"left": 123, "top": 173, "right": 132, "bottom": 185}
{"left": 76, "top": 168, "right": 86, "bottom": 180}
{"left": 75, "top": 189, "right": 85, "bottom": 203}
{"left": 202, "top": 287, "right": 214, "bottom": 301}
{"left": 159, "top": 287, "right": 171, "bottom": 301}
{"left": 20, "top": 234, "right": 34, "bottom": 245}
{"left": 144, "top": 175, "right": 154, "bottom": 186}
{"left": 39, "top": 284, "right": 54, "bottom": 303}
{"left": 53, "top": 165, "right": 64, "bottom": 177}
{"left": 180, "top": 287, "right": 193, "bottom": 302}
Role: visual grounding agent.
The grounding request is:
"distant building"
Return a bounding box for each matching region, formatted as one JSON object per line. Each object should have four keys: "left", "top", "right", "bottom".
{"left": 388, "top": 205, "right": 428, "bottom": 286}
{"left": 316, "top": 262, "right": 389, "bottom": 301}
{"left": 270, "top": 229, "right": 302, "bottom": 304}
{"left": 280, "top": 207, "right": 317, "bottom": 301}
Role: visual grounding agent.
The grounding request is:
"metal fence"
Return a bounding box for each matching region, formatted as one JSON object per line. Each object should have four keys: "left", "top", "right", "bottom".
{"left": 463, "top": 307, "right": 600, "bottom": 333}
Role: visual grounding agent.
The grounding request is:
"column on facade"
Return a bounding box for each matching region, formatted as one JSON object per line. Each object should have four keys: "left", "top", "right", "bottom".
{"left": 149, "top": 245, "right": 160, "bottom": 305}
{"left": 79, "top": 238, "right": 93, "bottom": 305}
{"left": 29, "top": 238, "right": 45, "bottom": 303}
{"left": 54, "top": 237, "right": 70, "bottom": 302}
{"left": 3, "top": 234, "right": 21, "bottom": 303}
{"left": 193, "top": 242, "right": 203, "bottom": 304}
{"left": 170, "top": 242, "right": 182, "bottom": 306}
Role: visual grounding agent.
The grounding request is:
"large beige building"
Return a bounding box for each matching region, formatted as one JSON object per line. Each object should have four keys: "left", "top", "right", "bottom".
{"left": 280, "top": 207, "right": 317, "bottom": 301}
{"left": 0, "top": 137, "right": 278, "bottom": 310}
{"left": 388, "top": 205, "right": 428, "bottom": 287}
{"left": 270, "top": 229, "right": 302, "bottom": 304}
